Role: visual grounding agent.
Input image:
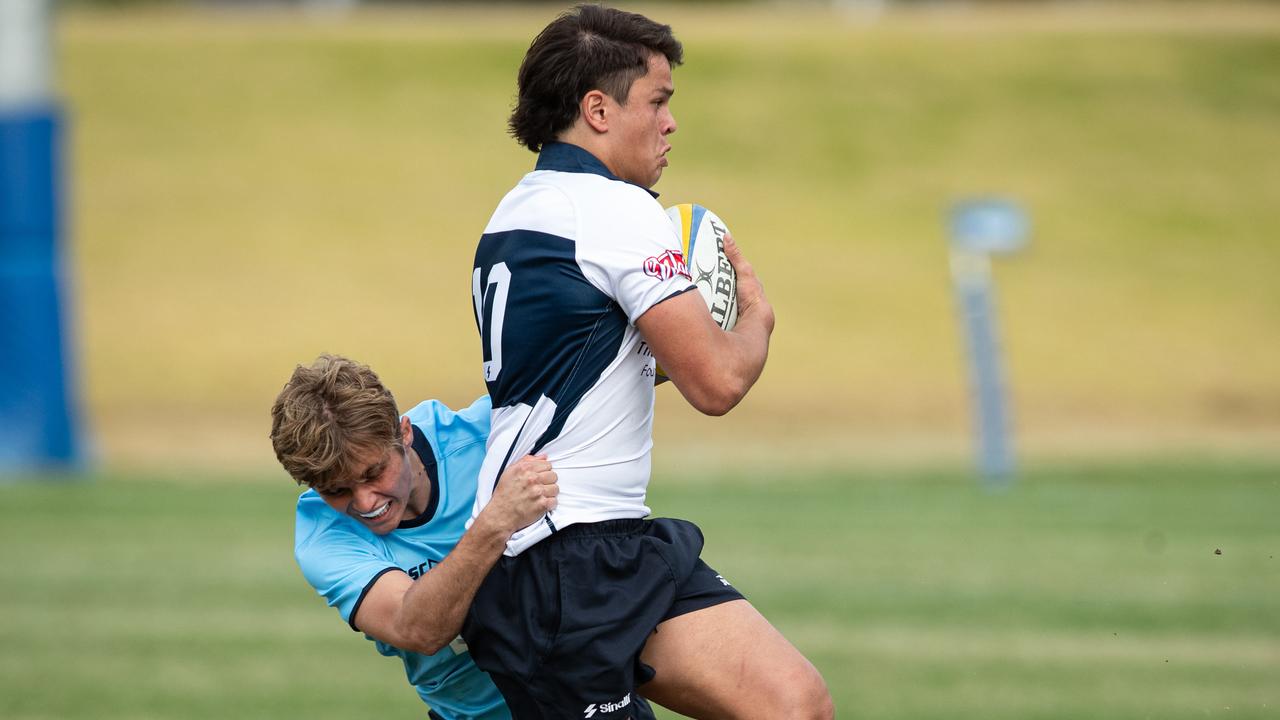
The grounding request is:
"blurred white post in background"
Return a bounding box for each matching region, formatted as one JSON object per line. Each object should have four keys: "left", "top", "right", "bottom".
{"left": 1, "top": 0, "right": 54, "bottom": 108}
{"left": 0, "top": 0, "right": 85, "bottom": 476}
{"left": 948, "top": 199, "right": 1028, "bottom": 489}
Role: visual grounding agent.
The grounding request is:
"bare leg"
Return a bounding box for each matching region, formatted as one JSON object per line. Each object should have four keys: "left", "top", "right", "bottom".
{"left": 638, "top": 599, "right": 834, "bottom": 720}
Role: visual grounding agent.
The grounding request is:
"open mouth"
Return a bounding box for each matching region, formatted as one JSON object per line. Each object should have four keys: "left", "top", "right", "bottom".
{"left": 357, "top": 500, "right": 392, "bottom": 520}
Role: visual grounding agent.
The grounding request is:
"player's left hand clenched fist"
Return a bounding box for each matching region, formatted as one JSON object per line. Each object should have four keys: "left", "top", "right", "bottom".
{"left": 488, "top": 454, "right": 559, "bottom": 533}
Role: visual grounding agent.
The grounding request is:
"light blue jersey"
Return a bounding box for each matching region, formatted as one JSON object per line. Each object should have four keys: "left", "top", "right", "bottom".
{"left": 294, "top": 395, "right": 509, "bottom": 720}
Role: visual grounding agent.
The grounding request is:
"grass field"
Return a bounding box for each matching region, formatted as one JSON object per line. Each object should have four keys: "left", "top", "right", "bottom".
{"left": 55, "top": 2, "right": 1280, "bottom": 470}
{"left": 1, "top": 459, "right": 1276, "bottom": 718}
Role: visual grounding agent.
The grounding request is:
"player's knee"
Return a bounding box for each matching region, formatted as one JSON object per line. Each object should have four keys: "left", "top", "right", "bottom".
{"left": 808, "top": 684, "right": 836, "bottom": 720}
{"left": 778, "top": 666, "right": 834, "bottom": 720}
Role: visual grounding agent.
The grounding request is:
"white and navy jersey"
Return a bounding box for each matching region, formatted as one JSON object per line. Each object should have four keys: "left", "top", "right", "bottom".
{"left": 294, "top": 396, "right": 509, "bottom": 720}
{"left": 471, "top": 142, "right": 695, "bottom": 556}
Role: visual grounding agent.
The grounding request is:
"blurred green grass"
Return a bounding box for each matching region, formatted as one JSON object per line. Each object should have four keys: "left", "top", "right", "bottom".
{"left": 2, "top": 460, "right": 1276, "bottom": 718}
{"left": 56, "top": 3, "right": 1280, "bottom": 470}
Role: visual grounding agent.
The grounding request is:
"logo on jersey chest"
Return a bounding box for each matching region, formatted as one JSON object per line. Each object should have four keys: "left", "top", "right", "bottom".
{"left": 643, "top": 249, "right": 690, "bottom": 281}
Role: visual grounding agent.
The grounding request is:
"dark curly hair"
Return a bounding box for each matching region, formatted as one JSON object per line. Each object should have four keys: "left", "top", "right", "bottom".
{"left": 509, "top": 4, "right": 683, "bottom": 153}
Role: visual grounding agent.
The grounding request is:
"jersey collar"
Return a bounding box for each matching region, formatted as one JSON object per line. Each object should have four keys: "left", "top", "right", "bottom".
{"left": 535, "top": 141, "right": 660, "bottom": 199}
{"left": 397, "top": 424, "right": 441, "bottom": 529}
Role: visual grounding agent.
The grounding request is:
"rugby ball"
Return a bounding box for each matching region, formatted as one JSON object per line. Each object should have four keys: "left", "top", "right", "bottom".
{"left": 666, "top": 203, "right": 738, "bottom": 331}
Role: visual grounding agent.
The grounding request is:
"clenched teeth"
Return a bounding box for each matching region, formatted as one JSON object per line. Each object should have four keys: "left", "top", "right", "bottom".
{"left": 358, "top": 501, "right": 391, "bottom": 519}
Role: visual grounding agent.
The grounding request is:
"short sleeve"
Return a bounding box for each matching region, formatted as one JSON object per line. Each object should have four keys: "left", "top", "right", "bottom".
{"left": 576, "top": 188, "right": 696, "bottom": 324}
{"left": 294, "top": 494, "right": 398, "bottom": 630}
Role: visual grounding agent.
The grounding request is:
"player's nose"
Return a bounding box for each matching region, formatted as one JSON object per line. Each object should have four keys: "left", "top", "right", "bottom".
{"left": 351, "top": 483, "right": 381, "bottom": 512}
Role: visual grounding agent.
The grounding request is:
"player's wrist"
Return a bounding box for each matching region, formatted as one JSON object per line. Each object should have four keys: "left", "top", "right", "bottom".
{"left": 472, "top": 506, "right": 521, "bottom": 546}
{"left": 737, "top": 294, "right": 775, "bottom": 333}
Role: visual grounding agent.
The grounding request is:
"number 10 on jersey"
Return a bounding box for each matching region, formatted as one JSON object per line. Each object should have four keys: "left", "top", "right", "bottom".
{"left": 472, "top": 263, "right": 510, "bottom": 382}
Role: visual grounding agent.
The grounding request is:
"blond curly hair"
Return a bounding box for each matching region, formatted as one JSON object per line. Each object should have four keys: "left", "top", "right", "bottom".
{"left": 269, "top": 354, "right": 400, "bottom": 493}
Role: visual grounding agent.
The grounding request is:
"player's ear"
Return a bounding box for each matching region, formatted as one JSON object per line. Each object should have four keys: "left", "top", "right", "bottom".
{"left": 399, "top": 416, "right": 413, "bottom": 447}
{"left": 580, "top": 89, "right": 609, "bottom": 133}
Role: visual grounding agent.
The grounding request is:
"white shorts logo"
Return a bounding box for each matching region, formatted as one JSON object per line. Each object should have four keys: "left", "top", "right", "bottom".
{"left": 584, "top": 692, "right": 631, "bottom": 718}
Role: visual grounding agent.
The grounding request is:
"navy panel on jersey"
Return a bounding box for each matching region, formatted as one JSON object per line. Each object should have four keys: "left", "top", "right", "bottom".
{"left": 473, "top": 229, "right": 628, "bottom": 448}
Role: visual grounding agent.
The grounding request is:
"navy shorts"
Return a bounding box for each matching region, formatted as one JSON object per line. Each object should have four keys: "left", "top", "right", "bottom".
{"left": 462, "top": 517, "right": 743, "bottom": 720}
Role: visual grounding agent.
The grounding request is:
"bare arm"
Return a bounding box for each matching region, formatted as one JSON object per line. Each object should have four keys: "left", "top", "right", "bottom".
{"left": 637, "top": 233, "right": 775, "bottom": 416}
{"left": 350, "top": 455, "right": 557, "bottom": 655}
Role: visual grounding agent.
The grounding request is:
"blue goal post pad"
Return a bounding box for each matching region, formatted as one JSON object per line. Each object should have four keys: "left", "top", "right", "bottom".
{"left": 0, "top": 105, "right": 84, "bottom": 472}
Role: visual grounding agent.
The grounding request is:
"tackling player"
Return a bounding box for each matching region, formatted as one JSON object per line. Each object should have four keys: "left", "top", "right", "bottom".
{"left": 465, "top": 5, "right": 833, "bottom": 719}
{"left": 269, "top": 354, "right": 657, "bottom": 720}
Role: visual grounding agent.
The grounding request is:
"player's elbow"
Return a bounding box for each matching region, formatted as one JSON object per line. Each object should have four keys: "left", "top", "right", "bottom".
{"left": 414, "top": 637, "right": 452, "bottom": 656}
{"left": 697, "top": 391, "right": 742, "bottom": 417}
{"left": 685, "top": 375, "right": 748, "bottom": 416}
{"left": 398, "top": 632, "right": 451, "bottom": 656}
{"left": 392, "top": 620, "right": 455, "bottom": 656}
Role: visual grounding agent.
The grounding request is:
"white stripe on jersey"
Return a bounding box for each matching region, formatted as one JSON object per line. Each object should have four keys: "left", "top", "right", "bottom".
{"left": 469, "top": 396, "right": 558, "bottom": 554}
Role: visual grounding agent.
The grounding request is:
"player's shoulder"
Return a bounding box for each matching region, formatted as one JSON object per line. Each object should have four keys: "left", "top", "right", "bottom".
{"left": 483, "top": 172, "right": 578, "bottom": 240}
{"left": 564, "top": 170, "right": 665, "bottom": 221}
{"left": 522, "top": 168, "right": 662, "bottom": 222}
{"left": 402, "top": 396, "right": 492, "bottom": 459}
{"left": 553, "top": 178, "right": 670, "bottom": 251}
{"left": 294, "top": 488, "right": 361, "bottom": 555}
{"left": 295, "top": 488, "right": 334, "bottom": 529}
